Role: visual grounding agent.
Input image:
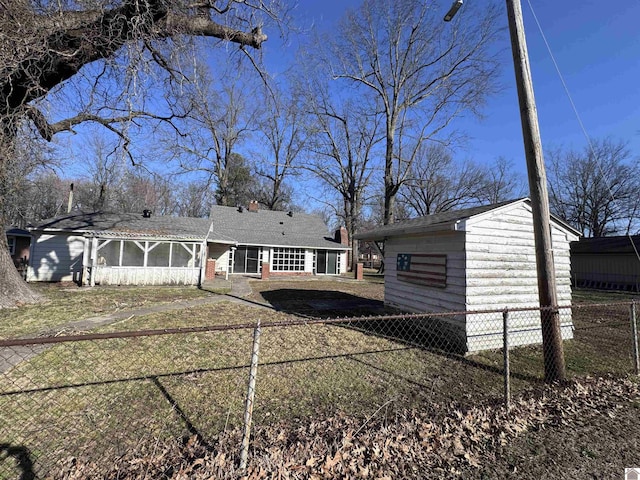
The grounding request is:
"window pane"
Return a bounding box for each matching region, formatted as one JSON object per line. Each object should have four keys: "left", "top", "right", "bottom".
{"left": 122, "top": 241, "right": 144, "bottom": 266}
{"left": 272, "top": 248, "right": 305, "bottom": 272}
{"left": 148, "top": 243, "right": 170, "bottom": 267}
{"left": 172, "top": 244, "right": 193, "bottom": 267}
{"left": 98, "top": 240, "right": 121, "bottom": 266}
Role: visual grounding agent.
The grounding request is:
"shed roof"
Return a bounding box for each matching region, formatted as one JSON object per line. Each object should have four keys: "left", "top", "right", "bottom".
{"left": 29, "top": 207, "right": 347, "bottom": 250}
{"left": 570, "top": 235, "right": 640, "bottom": 255}
{"left": 355, "top": 198, "right": 580, "bottom": 240}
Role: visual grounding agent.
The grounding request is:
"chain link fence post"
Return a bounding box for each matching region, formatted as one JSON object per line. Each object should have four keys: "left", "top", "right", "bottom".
{"left": 240, "top": 319, "right": 261, "bottom": 471}
{"left": 502, "top": 308, "right": 510, "bottom": 408}
{"left": 630, "top": 301, "right": 639, "bottom": 375}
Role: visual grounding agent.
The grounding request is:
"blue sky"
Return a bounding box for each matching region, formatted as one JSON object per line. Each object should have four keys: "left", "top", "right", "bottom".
{"left": 273, "top": 0, "right": 640, "bottom": 179}
{"left": 58, "top": 0, "right": 640, "bottom": 207}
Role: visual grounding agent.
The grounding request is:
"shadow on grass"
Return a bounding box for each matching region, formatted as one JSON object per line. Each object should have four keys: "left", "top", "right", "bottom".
{"left": 260, "top": 288, "right": 543, "bottom": 384}
{"left": 0, "top": 346, "right": 415, "bottom": 398}
{"left": 0, "top": 443, "right": 35, "bottom": 480}
{"left": 260, "top": 289, "right": 385, "bottom": 318}
{"left": 342, "top": 317, "right": 545, "bottom": 384}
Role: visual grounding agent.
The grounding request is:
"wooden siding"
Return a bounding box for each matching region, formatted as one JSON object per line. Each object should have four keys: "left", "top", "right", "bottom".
{"left": 93, "top": 266, "right": 200, "bottom": 286}
{"left": 464, "top": 206, "right": 573, "bottom": 310}
{"left": 464, "top": 204, "right": 574, "bottom": 351}
{"left": 384, "top": 231, "right": 466, "bottom": 315}
{"left": 27, "top": 233, "right": 85, "bottom": 282}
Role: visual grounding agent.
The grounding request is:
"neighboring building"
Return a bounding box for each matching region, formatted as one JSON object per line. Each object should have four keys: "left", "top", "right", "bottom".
{"left": 355, "top": 198, "right": 580, "bottom": 353}
{"left": 26, "top": 203, "right": 348, "bottom": 286}
{"left": 6, "top": 228, "right": 31, "bottom": 279}
{"left": 570, "top": 235, "right": 640, "bottom": 292}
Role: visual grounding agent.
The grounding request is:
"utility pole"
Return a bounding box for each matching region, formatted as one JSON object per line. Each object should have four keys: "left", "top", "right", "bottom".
{"left": 445, "top": 0, "right": 567, "bottom": 382}
{"left": 505, "top": 0, "right": 566, "bottom": 382}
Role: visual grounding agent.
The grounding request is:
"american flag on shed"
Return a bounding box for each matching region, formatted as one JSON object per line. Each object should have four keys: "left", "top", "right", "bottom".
{"left": 396, "top": 253, "right": 447, "bottom": 288}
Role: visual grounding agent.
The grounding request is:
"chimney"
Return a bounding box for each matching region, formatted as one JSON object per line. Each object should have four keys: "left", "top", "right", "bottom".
{"left": 142, "top": 209, "right": 152, "bottom": 218}
{"left": 248, "top": 200, "right": 259, "bottom": 213}
{"left": 335, "top": 226, "right": 349, "bottom": 246}
{"left": 67, "top": 183, "right": 74, "bottom": 213}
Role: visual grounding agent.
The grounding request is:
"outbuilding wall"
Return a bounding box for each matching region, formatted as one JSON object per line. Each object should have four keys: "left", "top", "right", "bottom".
{"left": 463, "top": 203, "right": 575, "bottom": 352}
{"left": 383, "top": 230, "right": 467, "bottom": 345}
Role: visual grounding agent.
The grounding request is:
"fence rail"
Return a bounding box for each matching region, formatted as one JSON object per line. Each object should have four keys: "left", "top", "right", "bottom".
{"left": 1, "top": 301, "right": 637, "bottom": 478}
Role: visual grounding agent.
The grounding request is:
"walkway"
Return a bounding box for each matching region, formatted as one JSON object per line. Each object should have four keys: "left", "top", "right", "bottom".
{"left": 1, "top": 276, "right": 272, "bottom": 374}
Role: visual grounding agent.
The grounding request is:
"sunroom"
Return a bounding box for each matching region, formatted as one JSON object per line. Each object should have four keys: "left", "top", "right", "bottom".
{"left": 86, "top": 236, "right": 205, "bottom": 286}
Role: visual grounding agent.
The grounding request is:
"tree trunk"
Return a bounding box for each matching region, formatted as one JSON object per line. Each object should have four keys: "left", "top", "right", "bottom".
{"left": 383, "top": 118, "right": 396, "bottom": 225}
{"left": 0, "top": 228, "right": 43, "bottom": 308}
{"left": 0, "top": 127, "right": 44, "bottom": 308}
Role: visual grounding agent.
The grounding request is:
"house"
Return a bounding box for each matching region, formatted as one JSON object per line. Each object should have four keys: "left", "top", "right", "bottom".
{"left": 207, "top": 202, "right": 348, "bottom": 278}
{"left": 355, "top": 198, "right": 580, "bottom": 353}
{"left": 570, "top": 235, "right": 640, "bottom": 292}
{"left": 6, "top": 228, "right": 31, "bottom": 279}
{"left": 26, "top": 203, "right": 348, "bottom": 286}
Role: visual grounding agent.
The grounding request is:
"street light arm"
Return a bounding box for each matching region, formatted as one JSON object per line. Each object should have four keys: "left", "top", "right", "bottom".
{"left": 444, "top": 0, "right": 464, "bottom": 21}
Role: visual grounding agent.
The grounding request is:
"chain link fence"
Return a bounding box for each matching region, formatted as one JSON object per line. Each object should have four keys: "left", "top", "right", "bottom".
{"left": 1, "top": 301, "right": 638, "bottom": 477}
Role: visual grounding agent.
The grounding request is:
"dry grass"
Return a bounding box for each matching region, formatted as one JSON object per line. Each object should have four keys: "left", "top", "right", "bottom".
{"left": 1, "top": 285, "right": 638, "bottom": 478}
{"left": 0, "top": 284, "right": 213, "bottom": 339}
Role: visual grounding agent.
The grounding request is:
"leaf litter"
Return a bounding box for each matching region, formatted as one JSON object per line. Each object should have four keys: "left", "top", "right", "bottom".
{"left": 48, "top": 375, "right": 640, "bottom": 479}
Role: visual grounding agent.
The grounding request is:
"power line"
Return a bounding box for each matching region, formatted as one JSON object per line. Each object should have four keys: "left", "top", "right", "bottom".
{"left": 525, "top": 0, "right": 640, "bottom": 263}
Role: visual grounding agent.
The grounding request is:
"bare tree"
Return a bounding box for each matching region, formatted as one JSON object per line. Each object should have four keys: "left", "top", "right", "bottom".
{"left": 174, "top": 181, "right": 216, "bottom": 218}
{"left": 324, "top": 0, "right": 503, "bottom": 224}
{"left": 252, "top": 83, "right": 305, "bottom": 210}
{"left": 3, "top": 128, "right": 59, "bottom": 227}
{"left": 303, "top": 79, "right": 382, "bottom": 271}
{"left": 547, "top": 138, "right": 640, "bottom": 237}
{"left": 0, "top": 0, "right": 276, "bottom": 307}
{"left": 167, "top": 65, "right": 260, "bottom": 207}
{"left": 476, "top": 156, "right": 523, "bottom": 204}
{"left": 398, "top": 146, "right": 523, "bottom": 217}
{"left": 397, "top": 144, "right": 480, "bottom": 216}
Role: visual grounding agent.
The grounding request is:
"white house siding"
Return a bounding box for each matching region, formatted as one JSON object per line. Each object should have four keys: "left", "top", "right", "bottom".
{"left": 208, "top": 243, "right": 231, "bottom": 274}
{"left": 305, "top": 249, "right": 314, "bottom": 274}
{"left": 27, "top": 233, "right": 86, "bottom": 282}
{"left": 339, "top": 251, "right": 347, "bottom": 274}
{"left": 464, "top": 204, "right": 574, "bottom": 352}
{"left": 93, "top": 266, "right": 200, "bottom": 285}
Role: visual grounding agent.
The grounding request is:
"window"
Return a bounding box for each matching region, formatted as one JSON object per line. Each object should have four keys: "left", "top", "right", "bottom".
{"left": 96, "top": 239, "right": 201, "bottom": 268}
{"left": 316, "top": 250, "right": 340, "bottom": 275}
{"left": 7, "top": 237, "right": 15, "bottom": 256}
{"left": 272, "top": 248, "right": 305, "bottom": 272}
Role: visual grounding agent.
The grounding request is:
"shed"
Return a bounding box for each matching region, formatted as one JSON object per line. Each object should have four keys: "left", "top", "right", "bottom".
{"left": 570, "top": 235, "right": 640, "bottom": 291}
{"left": 355, "top": 198, "right": 580, "bottom": 352}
